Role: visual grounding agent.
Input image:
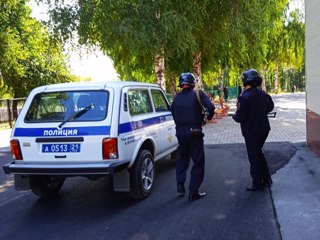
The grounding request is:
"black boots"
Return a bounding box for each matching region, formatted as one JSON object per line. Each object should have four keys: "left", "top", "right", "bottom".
{"left": 177, "top": 183, "right": 185, "bottom": 194}
{"left": 246, "top": 184, "right": 264, "bottom": 191}
{"left": 188, "top": 192, "right": 206, "bottom": 201}
{"left": 246, "top": 177, "right": 273, "bottom": 191}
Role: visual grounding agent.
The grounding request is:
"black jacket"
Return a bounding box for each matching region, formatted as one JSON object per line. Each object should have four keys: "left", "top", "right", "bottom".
{"left": 233, "top": 87, "right": 274, "bottom": 137}
{"left": 171, "top": 88, "right": 215, "bottom": 132}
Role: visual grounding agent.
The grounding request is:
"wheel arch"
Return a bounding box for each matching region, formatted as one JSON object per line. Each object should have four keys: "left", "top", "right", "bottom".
{"left": 129, "top": 138, "right": 155, "bottom": 168}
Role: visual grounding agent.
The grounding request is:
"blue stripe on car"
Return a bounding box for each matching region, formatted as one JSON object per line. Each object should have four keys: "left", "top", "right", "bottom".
{"left": 13, "top": 126, "right": 111, "bottom": 137}
{"left": 119, "top": 114, "right": 173, "bottom": 134}
{"left": 13, "top": 114, "right": 173, "bottom": 137}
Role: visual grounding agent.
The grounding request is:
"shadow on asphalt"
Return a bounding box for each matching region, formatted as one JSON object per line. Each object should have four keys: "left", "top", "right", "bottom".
{"left": 206, "top": 141, "right": 298, "bottom": 175}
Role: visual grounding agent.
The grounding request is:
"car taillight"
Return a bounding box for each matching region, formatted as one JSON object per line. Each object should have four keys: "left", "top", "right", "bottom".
{"left": 10, "top": 140, "right": 23, "bottom": 160}
{"left": 102, "top": 138, "right": 118, "bottom": 160}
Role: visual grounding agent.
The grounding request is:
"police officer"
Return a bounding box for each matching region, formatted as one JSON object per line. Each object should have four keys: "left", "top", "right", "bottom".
{"left": 171, "top": 72, "right": 215, "bottom": 200}
{"left": 233, "top": 69, "right": 274, "bottom": 191}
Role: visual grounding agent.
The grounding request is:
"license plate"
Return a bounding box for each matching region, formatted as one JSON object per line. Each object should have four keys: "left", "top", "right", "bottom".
{"left": 42, "top": 143, "right": 81, "bottom": 153}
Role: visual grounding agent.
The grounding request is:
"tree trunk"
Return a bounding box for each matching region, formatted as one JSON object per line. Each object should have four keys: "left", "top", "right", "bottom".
{"left": 192, "top": 52, "right": 202, "bottom": 90}
{"left": 274, "top": 61, "right": 279, "bottom": 94}
{"left": 154, "top": 54, "right": 166, "bottom": 92}
{"left": 12, "top": 92, "right": 18, "bottom": 120}
{"left": 219, "top": 68, "right": 225, "bottom": 98}
{"left": 260, "top": 68, "right": 267, "bottom": 92}
{"left": 169, "top": 73, "right": 177, "bottom": 97}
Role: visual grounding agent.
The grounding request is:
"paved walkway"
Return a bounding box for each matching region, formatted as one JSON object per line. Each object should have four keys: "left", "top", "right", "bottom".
{"left": 203, "top": 92, "right": 306, "bottom": 144}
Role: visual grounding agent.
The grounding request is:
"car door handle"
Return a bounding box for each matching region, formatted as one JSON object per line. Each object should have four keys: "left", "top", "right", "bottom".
{"left": 159, "top": 117, "right": 165, "bottom": 123}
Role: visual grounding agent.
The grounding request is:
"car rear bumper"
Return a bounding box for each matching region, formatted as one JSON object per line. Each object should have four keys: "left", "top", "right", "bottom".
{"left": 2, "top": 160, "right": 130, "bottom": 175}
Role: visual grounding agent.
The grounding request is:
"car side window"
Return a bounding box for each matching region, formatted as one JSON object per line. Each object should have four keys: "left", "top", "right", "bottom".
{"left": 128, "top": 89, "right": 153, "bottom": 116}
{"left": 151, "top": 89, "right": 170, "bottom": 112}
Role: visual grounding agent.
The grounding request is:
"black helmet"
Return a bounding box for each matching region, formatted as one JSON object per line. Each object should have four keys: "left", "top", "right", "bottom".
{"left": 178, "top": 72, "right": 196, "bottom": 88}
{"left": 241, "top": 69, "right": 262, "bottom": 87}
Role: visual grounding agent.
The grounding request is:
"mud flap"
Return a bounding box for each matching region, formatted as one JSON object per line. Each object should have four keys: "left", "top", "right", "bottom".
{"left": 14, "top": 175, "right": 30, "bottom": 190}
{"left": 113, "top": 171, "right": 130, "bottom": 192}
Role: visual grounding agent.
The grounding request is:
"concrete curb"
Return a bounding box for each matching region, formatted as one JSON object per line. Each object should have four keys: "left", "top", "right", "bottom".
{"left": 272, "top": 144, "right": 320, "bottom": 240}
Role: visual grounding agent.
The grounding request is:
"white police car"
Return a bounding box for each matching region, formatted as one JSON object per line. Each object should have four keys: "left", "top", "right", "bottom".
{"left": 3, "top": 81, "right": 178, "bottom": 199}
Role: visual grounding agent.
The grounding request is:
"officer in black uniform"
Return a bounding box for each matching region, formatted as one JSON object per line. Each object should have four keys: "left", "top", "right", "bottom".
{"left": 233, "top": 69, "right": 274, "bottom": 191}
{"left": 171, "top": 72, "right": 215, "bottom": 201}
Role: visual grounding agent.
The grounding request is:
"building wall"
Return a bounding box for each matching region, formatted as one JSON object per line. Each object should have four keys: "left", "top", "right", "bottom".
{"left": 306, "top": 0, "right": 320, "bottom": 156}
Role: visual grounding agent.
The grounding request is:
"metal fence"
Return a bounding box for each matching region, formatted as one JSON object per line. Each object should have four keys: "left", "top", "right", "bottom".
{"left": 203, "top": 86, "right": 239, "bottom": 100}
{"left": 0, "top": 98, "right": 26, "bottom": 128}
{"left": 166, "top": 86, "right": 240, "bottom": 104}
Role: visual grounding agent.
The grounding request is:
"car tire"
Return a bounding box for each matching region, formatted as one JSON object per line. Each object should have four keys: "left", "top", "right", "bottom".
{"left": 130, "top": 149, "right": 154, "bottom": 199}
{"left": 30, "top": 176, "right": 64, "bottom": 198}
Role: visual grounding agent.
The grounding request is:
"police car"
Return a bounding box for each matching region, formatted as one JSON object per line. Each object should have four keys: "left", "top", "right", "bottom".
{"left": 3, "top": 81, "right": 178, "bottom": 199}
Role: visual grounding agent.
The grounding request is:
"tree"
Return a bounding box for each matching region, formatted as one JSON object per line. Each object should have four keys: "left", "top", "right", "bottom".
{"left": 0, "top": 0, "right": 76, "bottom": 116}
{"left": 0, "top": 0, "right": 76, "bottom": 98}
{"left": 263, "top": 3, "right": 305, "bottom": 93}
{"left": 42, "top": 0, "right": 199, "bottom": 92}
{"left": 40, "top": 0, "right": 304, "bottom": 95}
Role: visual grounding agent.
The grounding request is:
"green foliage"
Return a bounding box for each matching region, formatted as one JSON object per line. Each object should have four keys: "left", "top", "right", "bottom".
{"left": 0, "top": 0, "right": 76, "bottom": 98}
{"left": 39, "top": 0, "right": 305, "bottom": 93}
{"left": 0, "top": 79, "right": 11, "bottom": 98}
{"left": 283, "top": 10, "right": 305, "bottom": 69}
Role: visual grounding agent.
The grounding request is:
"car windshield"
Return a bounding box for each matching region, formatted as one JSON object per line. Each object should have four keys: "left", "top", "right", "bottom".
{"left": 24, "top": 91, "right": 109, "bottom": 123}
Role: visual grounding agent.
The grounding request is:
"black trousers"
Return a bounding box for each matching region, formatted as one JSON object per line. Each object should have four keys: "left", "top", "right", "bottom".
{"left": 244, "top": 133, "right": 271, "bottom": 186}
{"left": 176, "top": 130, "right": 205, "bottom": 194}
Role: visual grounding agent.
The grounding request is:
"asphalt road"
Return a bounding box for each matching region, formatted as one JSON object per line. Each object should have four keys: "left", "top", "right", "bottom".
{"left": 0, "top": 142, "right": 294, "bottom": 240}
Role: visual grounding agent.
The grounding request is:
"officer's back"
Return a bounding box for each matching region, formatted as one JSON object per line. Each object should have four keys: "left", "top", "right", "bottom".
{"left": 171, "top": 75, "right": 214, "bottom": 133}
{"left": 240, "top": 87, "right": 273, "bottom": 136}
{"left": 233, "top": 70, "right": 274, "bottom": 137}
{"left": 172, "top": 88, "right": 204, "bottom": 131}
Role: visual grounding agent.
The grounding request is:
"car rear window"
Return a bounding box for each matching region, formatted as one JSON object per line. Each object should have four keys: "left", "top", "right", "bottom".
{"left": 24, "top": 91, "right": 109, "bottom": 123}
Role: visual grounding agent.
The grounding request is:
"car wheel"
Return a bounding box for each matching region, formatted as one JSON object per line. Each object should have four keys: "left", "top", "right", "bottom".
{"left": 130, "top": 149, "right": 154, "bottom": 199}
{"left": 30, "top": 176, "right": 64, "bottom": 198}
